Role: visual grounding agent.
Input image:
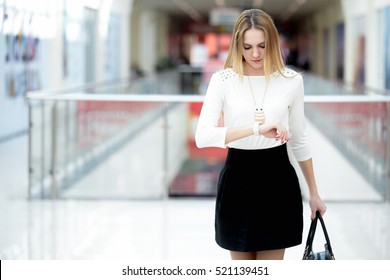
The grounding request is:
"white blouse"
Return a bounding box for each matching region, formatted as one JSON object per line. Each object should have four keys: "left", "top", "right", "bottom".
{"left": 195, "top": 67, "right": 312, "bottom": 162}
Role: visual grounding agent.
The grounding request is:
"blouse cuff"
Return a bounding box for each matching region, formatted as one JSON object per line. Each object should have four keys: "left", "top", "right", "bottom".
{"left": 291, "top": 146, "right": 312, "bottom": 162}
{"left": 195, "top": 127, "right": 228, "bottom": 149}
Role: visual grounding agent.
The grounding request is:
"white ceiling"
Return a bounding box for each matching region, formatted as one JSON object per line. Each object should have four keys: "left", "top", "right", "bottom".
{"left": 134, "top": 0, "right": 340, "bottom": 22}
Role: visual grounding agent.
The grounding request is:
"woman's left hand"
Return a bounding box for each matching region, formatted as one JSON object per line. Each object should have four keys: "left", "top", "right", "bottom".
{"left": 309, "top": 194, "right": 327, "bottom": 220}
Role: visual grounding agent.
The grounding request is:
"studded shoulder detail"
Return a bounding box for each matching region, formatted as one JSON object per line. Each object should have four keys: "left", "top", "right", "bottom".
{"left": 282, "top": 67, "right": 298, "bottom": 77}
{"left": 217, "top": 68, "right": 236, "bottom": 82}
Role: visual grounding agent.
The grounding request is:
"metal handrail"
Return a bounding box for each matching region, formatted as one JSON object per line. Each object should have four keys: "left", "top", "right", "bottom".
{"left": 25, "top": 92, "right": 390, "bottom": 103}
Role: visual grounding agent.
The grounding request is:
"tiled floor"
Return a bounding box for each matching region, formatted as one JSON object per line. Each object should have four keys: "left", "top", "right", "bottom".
{"left": 1, "top": 128, "right": 390, "bottom": 260}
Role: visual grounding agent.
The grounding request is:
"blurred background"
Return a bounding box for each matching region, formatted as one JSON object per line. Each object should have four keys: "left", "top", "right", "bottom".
{"left": 0, "top": 0, "right": 390, "bottom": 260}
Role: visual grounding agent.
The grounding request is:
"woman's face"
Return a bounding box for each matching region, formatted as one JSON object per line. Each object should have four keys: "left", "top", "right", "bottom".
{"left": 242, "top": 28, "right": 266, "bottom": 75}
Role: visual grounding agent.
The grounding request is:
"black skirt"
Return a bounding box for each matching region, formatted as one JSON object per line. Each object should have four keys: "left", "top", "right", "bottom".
{"left": 215, "top": 144, "right": 303, "bottom": 252}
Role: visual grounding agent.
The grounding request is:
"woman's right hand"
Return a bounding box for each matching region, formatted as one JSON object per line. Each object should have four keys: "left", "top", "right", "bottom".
{"left": 259, "top": 122, "right": 289, "bottom": 144}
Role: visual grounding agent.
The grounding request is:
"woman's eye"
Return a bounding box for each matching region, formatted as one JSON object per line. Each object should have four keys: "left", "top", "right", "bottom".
{"left": 244, "top": 47, "right": 250, "bottom": 50}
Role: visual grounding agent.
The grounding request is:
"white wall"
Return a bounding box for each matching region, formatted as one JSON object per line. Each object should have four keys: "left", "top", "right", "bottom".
{"left": 301, "top": 1, "right": 343, "bottom": 79}
{"left": 139, "top": 10, "right": 158, "bottom": 75}
{"left": 134, "top": 8, "right": 170, "bottom": 75}
{"left": 342, "top": 0, "right": 390, "bottom": 89}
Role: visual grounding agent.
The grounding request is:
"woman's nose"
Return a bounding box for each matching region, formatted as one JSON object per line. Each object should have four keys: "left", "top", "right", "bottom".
{"left": 252, "top": 48, "right": 260, "bottom": 58}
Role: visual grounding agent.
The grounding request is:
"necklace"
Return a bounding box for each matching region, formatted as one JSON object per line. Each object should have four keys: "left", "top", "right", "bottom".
{"left": 247, "top": 76, "right": 268, "bottom": 124}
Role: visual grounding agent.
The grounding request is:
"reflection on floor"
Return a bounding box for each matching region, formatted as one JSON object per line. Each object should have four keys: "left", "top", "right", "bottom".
{"left": 0, "top": 198, "right": 390, "bottom": 260}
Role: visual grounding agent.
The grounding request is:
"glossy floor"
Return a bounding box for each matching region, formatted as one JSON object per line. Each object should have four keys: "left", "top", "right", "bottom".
{"left": 1, "top": 198, "right": 390, "bottom": 260}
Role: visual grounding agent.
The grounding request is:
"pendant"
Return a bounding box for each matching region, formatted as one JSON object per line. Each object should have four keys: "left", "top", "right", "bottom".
{"left": 254, "top": 107, "right": 265, "bottom": 124}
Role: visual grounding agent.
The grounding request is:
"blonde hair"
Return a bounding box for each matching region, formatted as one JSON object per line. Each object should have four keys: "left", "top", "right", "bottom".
{"left": 224, "top": 9, "right": 286, "bottom": 80}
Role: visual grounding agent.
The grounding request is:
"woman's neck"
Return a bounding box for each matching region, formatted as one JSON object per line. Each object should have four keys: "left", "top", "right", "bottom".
{"left": 243, "top": 63, "right": 265, "bottom": 76}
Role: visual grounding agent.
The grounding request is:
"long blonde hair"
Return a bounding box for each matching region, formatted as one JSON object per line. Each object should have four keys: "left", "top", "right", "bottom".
{"left": 224, "top": 9, "right": 286, "bottom": 80}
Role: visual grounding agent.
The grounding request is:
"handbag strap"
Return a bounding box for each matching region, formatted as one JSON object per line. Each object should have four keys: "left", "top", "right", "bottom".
{"left": 304, "top": 211, "right": 334, "bottom": 253}
{"left": 304, "top": 212, "right": 318, "bottom": 251}
{"left": 316, "top": 211, "right": 334, "bottom": 254}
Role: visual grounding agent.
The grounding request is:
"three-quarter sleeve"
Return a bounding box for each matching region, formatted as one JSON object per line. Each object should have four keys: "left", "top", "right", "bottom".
{"left": 288, "top": 75, "right": 312, "bottom": 162}
{"left": 195, "top": 73, "right": 228, "bottom": 148}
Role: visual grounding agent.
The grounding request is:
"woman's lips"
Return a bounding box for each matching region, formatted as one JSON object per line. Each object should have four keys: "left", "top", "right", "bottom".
{"left": 252, "top": 59, "right": 262, "bottom": 64}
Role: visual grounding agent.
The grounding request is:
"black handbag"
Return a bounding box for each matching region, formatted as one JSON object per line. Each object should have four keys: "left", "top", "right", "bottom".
{"left": 302, "top": 211, "right": 335, "bottom": 260}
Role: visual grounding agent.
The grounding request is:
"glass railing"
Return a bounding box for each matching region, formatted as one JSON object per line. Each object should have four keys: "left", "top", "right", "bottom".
{"left": 26, "top": 71, "right": 181, "bottom": 199}
{"left": 26, "top": 70, "right": 390, "bottom": 202}
{"left": 305, "top": 97, "right": 388, "bottom": 198}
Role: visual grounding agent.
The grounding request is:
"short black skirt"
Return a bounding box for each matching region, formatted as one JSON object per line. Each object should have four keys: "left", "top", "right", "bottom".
{"left": 215, "top": 144, "right": 303, "bottom": 252}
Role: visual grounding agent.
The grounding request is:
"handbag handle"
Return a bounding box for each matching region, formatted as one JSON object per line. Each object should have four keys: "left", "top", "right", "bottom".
{"left": 304, "top": 211, "right": 334, "bottom": 254}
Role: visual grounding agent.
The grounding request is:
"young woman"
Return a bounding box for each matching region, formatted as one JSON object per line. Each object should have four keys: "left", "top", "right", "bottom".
{"left": 195, "top": 9, "right": 327, "bottom": 260}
